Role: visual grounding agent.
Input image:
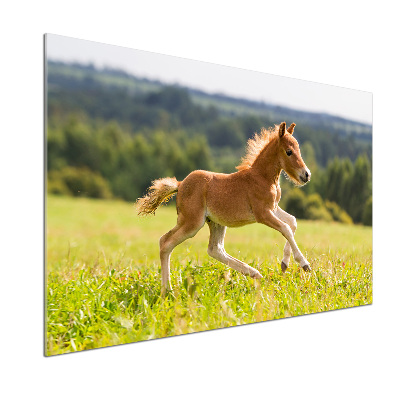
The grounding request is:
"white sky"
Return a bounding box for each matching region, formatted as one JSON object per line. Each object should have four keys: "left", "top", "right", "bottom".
{"left": 46, "top": 34, "right": 372, "bottom": 125}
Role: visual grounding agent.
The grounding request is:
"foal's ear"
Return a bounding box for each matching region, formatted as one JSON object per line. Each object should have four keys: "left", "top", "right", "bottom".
{"left": 279, "top": 122, "right": 286, "bottom": 137}
{"left": 287, "top": 123, "right": 296, "bottom": 135}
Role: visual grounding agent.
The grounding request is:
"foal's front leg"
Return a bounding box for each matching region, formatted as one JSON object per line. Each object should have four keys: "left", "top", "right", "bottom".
{"left": 275, "top": 207, "right": 297, "bottom": 272}
{"left": 255, "top": 209, "right": 310, "bottom": 272}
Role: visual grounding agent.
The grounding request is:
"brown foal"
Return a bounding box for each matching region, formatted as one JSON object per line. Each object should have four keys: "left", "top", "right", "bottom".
{"left": 137, "top": 122, "right": 311, "bottom": 295}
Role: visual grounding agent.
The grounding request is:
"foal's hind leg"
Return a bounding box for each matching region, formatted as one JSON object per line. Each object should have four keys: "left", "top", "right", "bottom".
{"left": 275, "top": 207, "right": 297, "bottom": 272}
{"left": 160, "top": 214, "right": 205, "bottom": 296}
{"left": 207, "top": 220, "right": 263, "bottom": 279}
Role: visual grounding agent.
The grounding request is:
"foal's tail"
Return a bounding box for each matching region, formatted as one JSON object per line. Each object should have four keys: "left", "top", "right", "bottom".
{"left": 136, "top": 177, "right": 180, "bottom": 216}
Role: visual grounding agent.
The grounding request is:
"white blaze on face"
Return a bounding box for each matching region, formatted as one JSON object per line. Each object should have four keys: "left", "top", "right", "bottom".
{"left": 305, "top": 166, "right": 311, "bottom": 180}
{"left": 299, "top": 165, "right": 311, "bottom": 184}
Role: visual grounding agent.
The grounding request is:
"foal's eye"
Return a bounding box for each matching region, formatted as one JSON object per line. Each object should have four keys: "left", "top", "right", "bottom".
{"left": 286, "top": 149, "right": 293, "bottom": 156}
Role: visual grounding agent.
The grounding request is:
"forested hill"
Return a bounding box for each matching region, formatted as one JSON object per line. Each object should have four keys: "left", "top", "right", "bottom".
{"left": 47, "top": 60, "right": 371, "bottom": 166}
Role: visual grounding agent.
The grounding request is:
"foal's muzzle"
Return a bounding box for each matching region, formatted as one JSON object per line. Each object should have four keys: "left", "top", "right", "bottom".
{"left": 300, "top": 168, "right": 311, "bottom": 184}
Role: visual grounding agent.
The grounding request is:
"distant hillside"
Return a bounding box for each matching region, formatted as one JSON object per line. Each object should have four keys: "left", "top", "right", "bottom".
{"left": 187, "top": 88, "right": 371, "bottom": 141}
{"left": 46, "top": 60, "right": 372, "bottom": 168}
{"left": 47, "top": 61, "right": 165, "bottom": 98}
{"left": 47, "top": 60, "right": 371, "bottom": 140}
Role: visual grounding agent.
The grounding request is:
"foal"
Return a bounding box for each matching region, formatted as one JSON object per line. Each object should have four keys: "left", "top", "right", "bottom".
{"left": 137, "top": 122, "right": 311, "bottom": 295}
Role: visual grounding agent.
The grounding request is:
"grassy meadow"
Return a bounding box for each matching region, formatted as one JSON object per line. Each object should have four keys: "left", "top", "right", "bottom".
{"left": 46, "top": 195, "right": 372, "bottom": 356}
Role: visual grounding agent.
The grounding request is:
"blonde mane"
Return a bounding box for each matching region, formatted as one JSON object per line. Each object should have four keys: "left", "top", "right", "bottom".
{"left": 236, "top": 125, "right": 279, "bottom": 171}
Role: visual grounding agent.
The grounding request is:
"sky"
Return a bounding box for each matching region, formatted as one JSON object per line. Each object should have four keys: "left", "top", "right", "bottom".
{"left": 46, "top": 34, "right": 372, "bottom": 125}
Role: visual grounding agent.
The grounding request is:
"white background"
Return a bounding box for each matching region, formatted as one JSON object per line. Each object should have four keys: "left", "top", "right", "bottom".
{"left": 1, "top": 1, "right": 399, "bottom": 399}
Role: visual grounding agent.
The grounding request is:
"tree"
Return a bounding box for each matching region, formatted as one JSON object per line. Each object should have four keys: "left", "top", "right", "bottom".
{"left": 284, "top": 188, "right": 307, "bottom": 219}
{"left": 207, "top": 119, "right": 245, "bottom": 148}
{"left": 304, "top": 193, "right": 332, "bottom": 222}
{"left": 348, "top": 154, "right": 371, "bottom": 223}
{"left": 362, "top": 196, "right": 372, "bottom": 226}
{"left": 48, "top": 167, "right": 112, "bottom": 199}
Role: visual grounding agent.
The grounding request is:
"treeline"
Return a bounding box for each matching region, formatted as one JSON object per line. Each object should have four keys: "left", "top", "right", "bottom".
{"left": 47, "top": 116, "right": 372, "bottom": 225}
{"left": 48, "top": 82, "right": 371, "bottom": 167}
{"left": 47, "top": 117, "right": 214, "bottom": 201}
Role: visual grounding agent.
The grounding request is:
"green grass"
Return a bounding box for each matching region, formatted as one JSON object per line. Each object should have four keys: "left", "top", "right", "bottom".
{"left": 46, "top": 195, "right": 372, "bottom": 355}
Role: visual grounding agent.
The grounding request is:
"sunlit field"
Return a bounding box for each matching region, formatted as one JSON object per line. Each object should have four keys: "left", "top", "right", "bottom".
{"left": 46, "top": 195, "right": 372, "bottom": 355}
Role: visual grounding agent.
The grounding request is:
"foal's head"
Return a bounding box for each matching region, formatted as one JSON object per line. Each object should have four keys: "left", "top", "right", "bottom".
{"left": 277, "top": 122, "right": 311, "bottom": 185}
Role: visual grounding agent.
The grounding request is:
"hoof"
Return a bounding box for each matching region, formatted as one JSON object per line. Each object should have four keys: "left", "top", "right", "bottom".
{"left": 302, "top": 264, "right": 311, "bottom": 272}
{"left": 281, "top": 261, "right": 288, "bottom": 273}
{"left": 252, "top": 270, "right": 263, "bottom": 279}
